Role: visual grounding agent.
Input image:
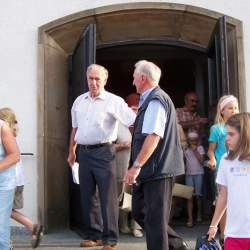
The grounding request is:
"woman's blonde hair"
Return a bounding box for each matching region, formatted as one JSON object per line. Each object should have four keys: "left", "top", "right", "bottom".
{"left": 0, "top": 107, "right": 18, "bottom": 136}
{"left": 214, "top": 95, "right": 238, "bottom": 124}
{"left": 226, "top": 112, "right": 250, "bottom": 161}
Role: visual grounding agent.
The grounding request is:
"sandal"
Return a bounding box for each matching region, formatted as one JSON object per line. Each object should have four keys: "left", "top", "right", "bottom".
{"left": 186, "top": 221, "right": 193, "bottom": 228}
{"left": 31, "top": 224, "right": 43, "bottom": 249}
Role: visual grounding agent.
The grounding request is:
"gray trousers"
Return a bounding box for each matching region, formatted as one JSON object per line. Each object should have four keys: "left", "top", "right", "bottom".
{"left": 78, "top": 144, "right": 118, "bottom": 246}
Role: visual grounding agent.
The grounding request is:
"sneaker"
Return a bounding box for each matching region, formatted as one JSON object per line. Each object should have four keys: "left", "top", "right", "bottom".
{"left": 133, "top": 229, "right": 143, "bottom": 238}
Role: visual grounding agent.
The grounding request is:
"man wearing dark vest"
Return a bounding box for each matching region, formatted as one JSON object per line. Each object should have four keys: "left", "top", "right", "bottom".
{"left": 124, "top": 60, "right": 185, "bottom": 250}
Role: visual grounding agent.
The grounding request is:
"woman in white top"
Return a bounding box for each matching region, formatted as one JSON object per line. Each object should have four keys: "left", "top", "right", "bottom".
{"left": 0, "top": 108, "right": 43, "bottom": 249}
{"left": 0, "top": 117, "right": 20, "bottom": 250}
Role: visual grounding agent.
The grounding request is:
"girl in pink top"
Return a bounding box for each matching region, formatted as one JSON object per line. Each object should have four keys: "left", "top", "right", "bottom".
{"left": 184, "top": 131, "right": 205, "bottom": 227}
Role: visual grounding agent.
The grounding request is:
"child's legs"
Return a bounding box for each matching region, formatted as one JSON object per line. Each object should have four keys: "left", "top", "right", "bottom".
{"left": 11, "top": 186, "right": 34, "bottom": 233}
{"left": 185, "top": 175, "right": 194, "bottom": 222}
{"left": 193, "top": 175, "right": 203, "bottom": 217}
{"left": 11, "top": 210, "right": 34, "bottom": 232}
{"left": 187, "top": 198, "right": 193, "bottom": 222}
{"left": 0, "top": 189, "right": 15, "bottom": 250}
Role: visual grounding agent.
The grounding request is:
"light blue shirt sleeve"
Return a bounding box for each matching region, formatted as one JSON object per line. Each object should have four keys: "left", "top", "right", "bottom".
{"left": 142, "top": 100, "right": 167, "bottom": 138}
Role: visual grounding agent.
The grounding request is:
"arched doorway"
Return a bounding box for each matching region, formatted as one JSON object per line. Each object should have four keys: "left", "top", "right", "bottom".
{"left": 38, "top": 2, "right": 245, "bottom": 231}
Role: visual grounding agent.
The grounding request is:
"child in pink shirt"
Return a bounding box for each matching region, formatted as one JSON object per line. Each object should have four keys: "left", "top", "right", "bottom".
{"left": 184, "top": 131, "right": 205, "bottom": 227}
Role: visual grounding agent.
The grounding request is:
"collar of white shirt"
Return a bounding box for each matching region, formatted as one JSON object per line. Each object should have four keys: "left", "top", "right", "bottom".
{"left": 85, "top": 90, "right": 107, "bottom": 101}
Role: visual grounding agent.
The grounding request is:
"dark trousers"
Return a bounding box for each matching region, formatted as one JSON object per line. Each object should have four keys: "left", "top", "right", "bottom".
{"left": 132, "top": 177, "right": 174, "bottom": 250}
{"left": 78, "top": 145, "right": 119, "bottom": 246}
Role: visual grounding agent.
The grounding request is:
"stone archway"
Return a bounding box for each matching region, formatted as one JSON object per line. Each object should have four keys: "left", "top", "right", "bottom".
{"left": 37, "top": 2, "right": 245, "bottom": 231}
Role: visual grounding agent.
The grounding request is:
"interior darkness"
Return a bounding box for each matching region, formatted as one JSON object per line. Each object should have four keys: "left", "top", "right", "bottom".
{"left": 96, "top": 44, "right": 208, "bottom": 109}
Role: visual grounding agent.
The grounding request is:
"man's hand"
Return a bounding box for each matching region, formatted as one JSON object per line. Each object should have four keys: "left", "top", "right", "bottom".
{"left": 124, "top": 167, "right": 141, "bottom": 185}
{"left": 67, "top": 152, "right": 76, "bottom": 168}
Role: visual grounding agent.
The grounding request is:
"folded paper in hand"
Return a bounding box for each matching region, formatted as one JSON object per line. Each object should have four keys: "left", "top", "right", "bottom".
{"left": 172, "top": 183, "right": 193, "bottom": 199}
{"left": 72, "top": 162, "right": 80, "bottom": 184}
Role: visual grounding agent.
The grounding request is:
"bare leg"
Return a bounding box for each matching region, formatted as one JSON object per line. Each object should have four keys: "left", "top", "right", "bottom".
{"left": 11, "top": 209, "right": 35, "bottom": 233}
{"left": 187, "top": 198, "right": 193, "bottom": 226}
{"left": 197, "top": 197, "right": 202, "bottom": 221}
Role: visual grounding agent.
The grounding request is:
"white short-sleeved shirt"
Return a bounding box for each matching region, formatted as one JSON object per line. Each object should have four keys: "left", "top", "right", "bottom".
{"left": 216, "top": 155, "right": 250, "bottom": 238}
{"left": 71, "top": 90, "right": 136, "bottom": 145}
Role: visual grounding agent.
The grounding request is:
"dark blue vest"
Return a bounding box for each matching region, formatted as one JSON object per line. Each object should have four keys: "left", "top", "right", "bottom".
{"left": 131, "top": 87, "right": 185, "bottom": 183}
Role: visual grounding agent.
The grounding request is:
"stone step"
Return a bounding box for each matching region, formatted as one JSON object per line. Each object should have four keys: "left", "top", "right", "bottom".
{"left": 12, "top": 224, "right": 210, "bottom": 250}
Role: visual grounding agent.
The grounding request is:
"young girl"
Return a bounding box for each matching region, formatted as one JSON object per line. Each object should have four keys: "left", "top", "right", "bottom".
{"left": 0, "top": 108, "right": 43, "bottom": 249}
{"left": 184, "top": 131, "right": 205, "bottom": 227}
{"left": 207, "top": 95, "right": 239, "bottom": 246}
{"left": 208, "top": 112, "right": 250, "bottom": 250}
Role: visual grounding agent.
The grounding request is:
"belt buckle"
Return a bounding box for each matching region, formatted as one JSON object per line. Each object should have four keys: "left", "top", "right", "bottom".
{"left": 81, "top": 145, "right": 89, "bottom": 150}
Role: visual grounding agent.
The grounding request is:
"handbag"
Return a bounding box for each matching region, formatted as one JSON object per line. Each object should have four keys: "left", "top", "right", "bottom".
{"left": 195, "top": 235, "right": 221, "bottom": 250}
{"left": 172, "top": 183, "right": 194, "bottom": 199}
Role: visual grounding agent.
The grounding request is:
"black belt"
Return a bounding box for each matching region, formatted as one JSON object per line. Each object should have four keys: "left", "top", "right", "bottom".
{"left": 79, "top": 142, "right": 112, "bottom": 150}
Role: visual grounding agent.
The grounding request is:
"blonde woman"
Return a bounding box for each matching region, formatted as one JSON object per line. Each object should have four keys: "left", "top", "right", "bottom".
{"left": 0, "top": 112, "right": 20, "bottom": 250}
{"left": 0, "top": 108, "right": 43, "bottom": 249}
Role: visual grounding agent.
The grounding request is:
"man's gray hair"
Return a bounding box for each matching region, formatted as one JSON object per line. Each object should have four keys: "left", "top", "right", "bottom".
{"left": 87, "top": 64, "right": 109, "bottom": 80}
{"left": 134, "top": 60, "right": 161, "bottom": 85}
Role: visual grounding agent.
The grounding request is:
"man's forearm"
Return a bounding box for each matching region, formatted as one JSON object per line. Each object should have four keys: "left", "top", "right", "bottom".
{"left": 135, "top": 134, "right": 160, "bottom": 166}
{"left": 69, "top": 128, "right": 77, "bottom": 154}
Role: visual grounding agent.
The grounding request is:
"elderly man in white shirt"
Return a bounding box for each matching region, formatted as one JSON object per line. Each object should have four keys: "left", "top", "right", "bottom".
{"left": 67, "top": 64, "right": 136, "bottom": 250}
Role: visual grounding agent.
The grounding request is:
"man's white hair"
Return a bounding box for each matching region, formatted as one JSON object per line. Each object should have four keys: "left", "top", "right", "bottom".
{"left": 87, "top": 64, "right": 109, "bottom": 80}
{"left": 134, "top": 60, "right": 161, "bottom": 85}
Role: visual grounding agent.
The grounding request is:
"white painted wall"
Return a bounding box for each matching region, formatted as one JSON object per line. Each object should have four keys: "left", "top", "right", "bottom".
{"left": 0, "top": 0, "right": 249, "bottom": 225}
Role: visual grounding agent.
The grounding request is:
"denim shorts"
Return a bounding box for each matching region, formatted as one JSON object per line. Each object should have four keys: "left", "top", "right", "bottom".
{"left": 185, "top": 174, "right": 203, "bottom": 196}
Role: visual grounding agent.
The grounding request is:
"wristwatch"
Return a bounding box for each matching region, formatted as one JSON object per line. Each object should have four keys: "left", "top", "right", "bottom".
{"left": 133, "top": 159, "right": 142, "bottom": 169}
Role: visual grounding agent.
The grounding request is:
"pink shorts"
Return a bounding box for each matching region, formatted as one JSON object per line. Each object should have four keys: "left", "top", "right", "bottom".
{"left": 225, "top": 237, "right": 250, "bottom": 250}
